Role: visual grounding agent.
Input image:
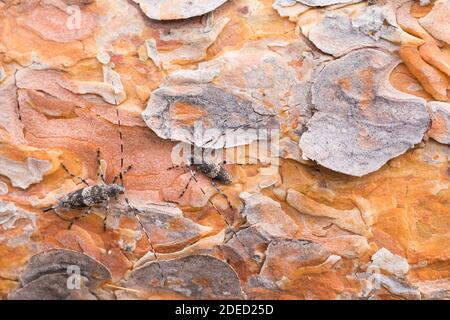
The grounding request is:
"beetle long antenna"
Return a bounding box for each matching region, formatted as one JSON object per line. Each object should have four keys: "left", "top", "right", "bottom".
{"left": 124, "top": 197, "right": 166, "bottom": 285}
{"left": 116, "top": 108, "right": 125, "bottom": 187}
{"left": 185, "top": 166, "right": 252, "bottom": 259}
{"left": 115, "top": 107, "right": 166, "bottom": 285}
{"left": 61, "top": 163, "right": 90, "bottom": 186}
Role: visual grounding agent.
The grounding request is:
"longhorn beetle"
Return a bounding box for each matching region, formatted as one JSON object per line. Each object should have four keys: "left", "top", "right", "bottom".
{"left": 43, "top": 108, "right": 166, "bottom": 283}
{"left": 168, "top": 146, "right": 251, "bottom": 248}
{"left": 169, "top": 118, "right": 269, "bottom": 214}
{"left": 168, "top": 152, "right": 234, "bottom": 209}
{"left": 43, "top": 148, "right": 131, "bottom": 229}
{"left": 167, "top": 117, "right": 277, "bottom": 262}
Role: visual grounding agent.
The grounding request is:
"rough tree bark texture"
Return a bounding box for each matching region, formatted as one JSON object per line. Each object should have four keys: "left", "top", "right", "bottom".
{"left": 0, "top": 0, "right": 449, "bottom": 300}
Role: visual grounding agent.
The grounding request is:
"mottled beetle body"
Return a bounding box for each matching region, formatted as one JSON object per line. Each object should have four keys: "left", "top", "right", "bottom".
{"left": 44, "top": 183, "right": 125, "bottom": 212}
{"left": 189, "top": 155, "right": 232, "bottom": 185}
{"left": 169, "top": 154, "right": 234, "bottom": 209}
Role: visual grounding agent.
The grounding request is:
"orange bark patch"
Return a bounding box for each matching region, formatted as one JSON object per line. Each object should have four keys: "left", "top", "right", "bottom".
{"left": 289, "top": 59, "right": 305, "bottom": 81}
{"left": 410, "top": 1, "right": 434, "bottom": 18}
{"left": 338, "top": 76, "right": 351, "bottom": 92}
{"left": 390, "top": 64, "right": 432, "bottom": 100}
{"left": 358, "top": 68, "right": 375, "bottom": 110}
{"left": 399, "top": 44, "right": 448, "bottom": 102}
{"left": 171, "top": 100, "right": 206, "bottom": 125}
{"left": 419, "top": 42, "right": 450, "bottom": 77}
{"left": 428, "top": 112, "right": 449, "bottom": 139}
{"left": 338, "top": 68, "right": 374, "bottom": 110}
